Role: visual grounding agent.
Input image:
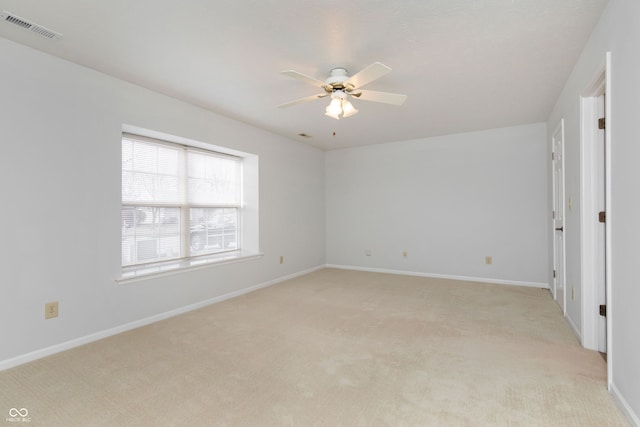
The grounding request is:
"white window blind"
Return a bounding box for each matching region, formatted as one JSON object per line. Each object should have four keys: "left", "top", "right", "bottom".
{"left": 121, "top": 134, "right": 241, "bottom": 267}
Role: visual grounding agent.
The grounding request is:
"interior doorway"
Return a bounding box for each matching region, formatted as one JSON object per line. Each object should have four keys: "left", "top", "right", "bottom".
{"left": 580, "top": 53, "right": 611, "bottom": 374}
{"left": 595, "top": 93, "right": 606, "bottom": 356}
{"left": 551, "top": 119, "right": 566, "bottom": 314}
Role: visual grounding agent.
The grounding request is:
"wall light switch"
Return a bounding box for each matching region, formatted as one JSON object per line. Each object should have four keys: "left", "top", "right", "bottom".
{"left": 485, "top": 256, "right": 492, "bottom": 265}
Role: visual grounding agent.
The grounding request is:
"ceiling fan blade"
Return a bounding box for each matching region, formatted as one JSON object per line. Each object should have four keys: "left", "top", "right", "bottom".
{"left": 353, "top": 90, "right": 407, "bottom": 106}
{"left": 345, "top": 62, "right": 392, "bottom": 89}
{"left": 278, "top": 93, "right": 329, "bottom": 108}
{"left": 281, "top": 70, "right": 328, "bottom": 88}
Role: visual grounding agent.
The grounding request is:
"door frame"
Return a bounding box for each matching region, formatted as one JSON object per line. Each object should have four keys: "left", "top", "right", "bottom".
{"left": 580, "top": 52, "right": 612, "bottom": 387}
{"left": 551, "top": 119, "right": 566, "bottom": 314}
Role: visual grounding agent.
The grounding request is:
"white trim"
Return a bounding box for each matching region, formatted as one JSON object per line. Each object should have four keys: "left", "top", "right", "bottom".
{"left": 551, "top": 118, "right": 566, "bottom": 314}
{"left": 604, "top": 51, "right": 613, "bottom": 390}
{"left": 117, "top": 252, "right": 264, "bottom": 284}
{"left": 579, "top": 86, "right": 603, "bottom": 351}
{"left": 122, "top": 124, "right": 253, "bottom": 159}
{"left": 325, "top": 264, "right": 548, "bottom": 288}
{"left": 611, "top": 382, "right": 640, "bottom": 426}
{"left": 579, "top": 54, "right": 610, "bottom": 355}
{"left": 565, "top": 312, "right": 582, "bottom": 343}
{"left": 0, "top": 264, "right": 324, "bottom": 372}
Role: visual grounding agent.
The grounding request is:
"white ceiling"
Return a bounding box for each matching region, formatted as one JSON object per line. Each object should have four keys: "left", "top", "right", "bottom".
{"left": 0, "top": 0, "right": 608, "bottom": 150}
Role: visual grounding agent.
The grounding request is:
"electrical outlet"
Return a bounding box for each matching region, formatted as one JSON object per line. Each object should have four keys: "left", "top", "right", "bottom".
{"left": 45, "top": 301, "right": 58, "bottom": 319}
{"left": 402, "top": 251, "right": 407, "bottom": 258}
{"left": 485, "top": 256, "right": 492, "bottom": 265}
{"left": 365, "top": 249, "right": 372, "bottom": 256}
{"left": 279, "top": 255, "right": 284, "bottom": 264}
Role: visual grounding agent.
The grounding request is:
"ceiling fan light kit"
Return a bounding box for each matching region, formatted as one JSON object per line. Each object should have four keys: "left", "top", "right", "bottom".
{"left": 279, "top": 62, "right": 407, "bottom": 120}
{"left": 341, "top": 99, "right": 358, "bottom": 118}
{"left": 324, "top": 90, "right": 358, "bottom": 120}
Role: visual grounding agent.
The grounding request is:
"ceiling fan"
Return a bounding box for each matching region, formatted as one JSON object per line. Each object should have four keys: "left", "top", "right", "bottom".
{"left": 278, "top": 62, "right": 407, "bottom": 120}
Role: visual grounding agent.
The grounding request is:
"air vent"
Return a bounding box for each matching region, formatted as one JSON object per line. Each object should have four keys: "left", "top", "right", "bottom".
{"left": 2, "top": 11, "right": 62, "bottom": 40}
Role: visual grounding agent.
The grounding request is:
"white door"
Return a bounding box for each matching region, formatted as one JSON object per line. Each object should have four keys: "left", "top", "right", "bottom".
{"left": 596, "top": 94, "right": 607, "bottom": 354}
{"left": 552, "top": 120, "right": 566, "bottom": 313}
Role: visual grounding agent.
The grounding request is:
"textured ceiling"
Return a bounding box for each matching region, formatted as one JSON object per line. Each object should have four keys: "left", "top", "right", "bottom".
{"left": 0, "top": 0, "right": 608, "bottom": 150}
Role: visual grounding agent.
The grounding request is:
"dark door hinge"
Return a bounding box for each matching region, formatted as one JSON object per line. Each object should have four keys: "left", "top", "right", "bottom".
{"left": 598, "top": 117, "right": 606, "bottom": 130}
{"left": 599, "top": 211, "right": 606, "bottom": 223}
{"left": 553, "top": 270, "right": 556, "bottom": 278}
{"left": 599, "top": 304, "right": 607, "bottom": 317}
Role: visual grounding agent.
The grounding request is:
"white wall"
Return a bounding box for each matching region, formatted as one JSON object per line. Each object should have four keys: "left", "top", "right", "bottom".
{"left": 0, "top": 38, "right": 325, "bottom": 364}
{"left": 547, "top": 0, "right": 640, "bottom": 422}
{"left": 325, "top": 123, "right": 548, "bottom": 286}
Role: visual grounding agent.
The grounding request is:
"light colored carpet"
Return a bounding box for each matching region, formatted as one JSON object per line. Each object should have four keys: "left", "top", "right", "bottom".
{"left": 0, "top": 268, "right": 628, "bottom": 426}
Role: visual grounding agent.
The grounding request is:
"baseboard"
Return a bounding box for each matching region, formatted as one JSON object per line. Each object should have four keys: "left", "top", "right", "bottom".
{"left": 325, "top": 264, "right": 549, "bottom": 289}
{"left": 611, "top": 382, "right": 640, "bottom": 426}
{"left": 564, "top": 312, "right": 582, "bottom": 343}
{"left": 0, "top": 264, "right": 324, "bottom": 372}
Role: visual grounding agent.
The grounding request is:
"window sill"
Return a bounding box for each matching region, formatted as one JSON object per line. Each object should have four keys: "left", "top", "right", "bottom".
{"left": 116, "top": 251, "right": 263, "bottom": 285}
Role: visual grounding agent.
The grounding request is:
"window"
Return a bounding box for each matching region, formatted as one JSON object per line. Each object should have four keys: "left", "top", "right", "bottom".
{"left": 121, "top": 134, "right": 241, "bottom": 267}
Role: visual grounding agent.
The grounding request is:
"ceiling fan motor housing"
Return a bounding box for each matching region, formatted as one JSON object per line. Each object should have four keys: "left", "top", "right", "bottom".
{"left": 325, "top": 67, "right": 352, "bottom": 92}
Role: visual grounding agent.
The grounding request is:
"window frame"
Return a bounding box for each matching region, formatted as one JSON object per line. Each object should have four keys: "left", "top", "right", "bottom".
{"left": 121, "top": 132, "right": 243, "bottom": 273}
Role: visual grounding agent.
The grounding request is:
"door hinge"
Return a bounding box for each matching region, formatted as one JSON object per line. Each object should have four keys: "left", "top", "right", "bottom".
{"left": 552, "top": 211, "right": 556, "bottom": 219}
{"left": 599, "top": 304, "right": 607, "bottom": 317}
{"left": 598, "top": 117, "right": 606, "bottom": 130}
{"left": 599, "top": 211, "right": 606, "bottom": 223}
{"left": 553, "top": 270, "right": 556, "bottom": 278}
{"left": 552, "top": 152, "right": 555, "bottom": 161}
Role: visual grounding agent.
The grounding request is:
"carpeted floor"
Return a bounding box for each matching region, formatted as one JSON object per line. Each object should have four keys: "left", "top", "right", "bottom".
{"left": 0, "top": 268, "right": 629, "bottom": 426}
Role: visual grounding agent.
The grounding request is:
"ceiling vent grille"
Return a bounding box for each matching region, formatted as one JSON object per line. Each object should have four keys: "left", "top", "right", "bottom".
{"left": 1, "top": 11, "right": 62, "bottom": 39}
